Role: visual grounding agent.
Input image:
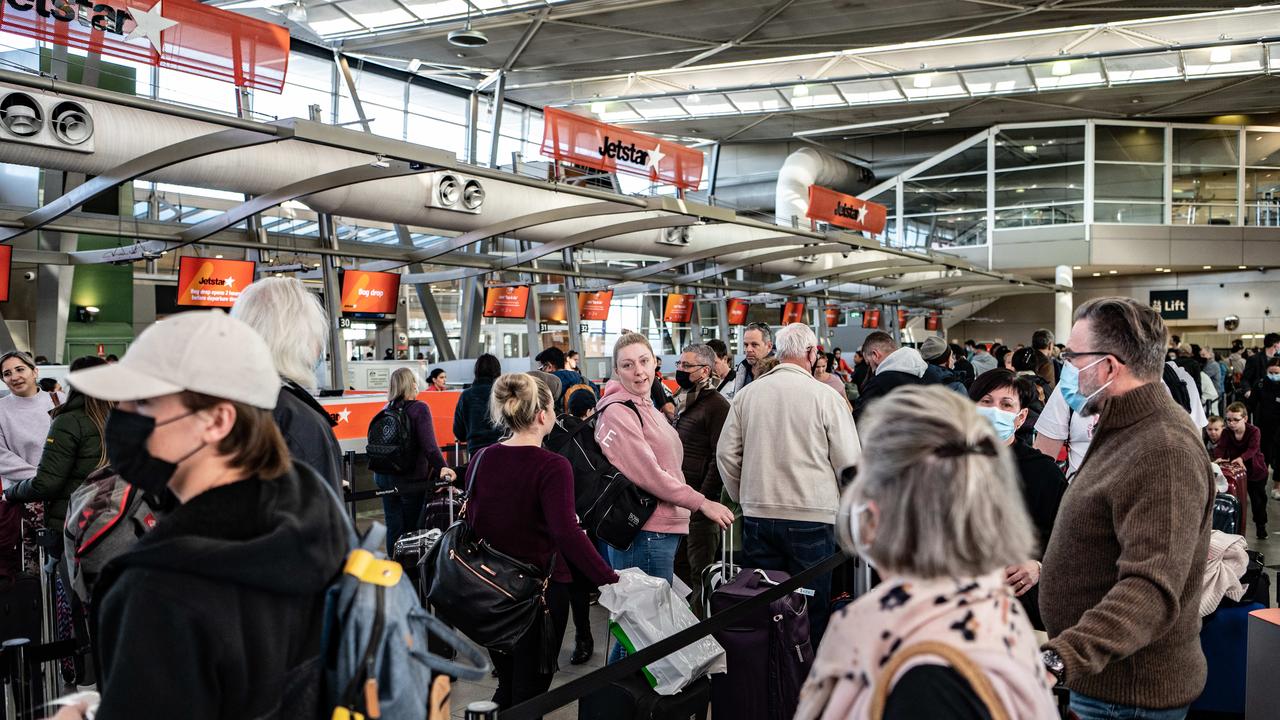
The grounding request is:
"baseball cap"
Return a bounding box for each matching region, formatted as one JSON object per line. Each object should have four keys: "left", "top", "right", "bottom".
{"left": 69, "top": 310, "right": 281, "bottom": 409}
{"left": 919, "top": 336, "right": 949, "bottom": 361}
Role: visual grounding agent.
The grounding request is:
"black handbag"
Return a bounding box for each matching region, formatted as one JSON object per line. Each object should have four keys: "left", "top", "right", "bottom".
{"left": 425, "top": 448, "right": 558, "bottom": 669}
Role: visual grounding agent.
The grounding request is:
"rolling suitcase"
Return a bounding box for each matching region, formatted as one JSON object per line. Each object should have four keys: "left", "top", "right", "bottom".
{"left": 417, "top": 486, "right": 462, "bottom": 534}
{"left": 709, "top": 567, "right": 812, "bottom": 720}
{"left": 698, "top": 530, "right": 738, "bottom": 618}
{"left": 577, "top": 671, "right": 709, "bottom": 720}
{"left": 1217, "top": 461, "right": 1249, "bottom": 530}
{"left": 1214, "top": 492, "right": 1242, "bottom": 534}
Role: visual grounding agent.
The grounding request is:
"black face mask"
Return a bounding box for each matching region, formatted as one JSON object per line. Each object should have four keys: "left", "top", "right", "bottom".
{"left": 104, "top": 408, "right": 204, "bottom": 496}
{"left": 675, "top": 369, "right": 697, "bottom": 390}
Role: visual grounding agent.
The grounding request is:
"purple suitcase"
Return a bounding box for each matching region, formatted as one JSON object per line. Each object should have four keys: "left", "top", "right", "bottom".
{"left": 709, "top": 568, "right": 813, "bottom": 720}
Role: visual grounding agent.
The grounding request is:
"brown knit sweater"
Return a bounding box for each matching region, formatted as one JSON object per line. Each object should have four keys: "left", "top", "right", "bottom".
{"left": 1040, "top": 381, "right": 1214, "bottom": 708}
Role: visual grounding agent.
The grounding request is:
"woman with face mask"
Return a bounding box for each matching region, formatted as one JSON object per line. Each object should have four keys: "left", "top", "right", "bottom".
{"left": 49, "top": 310, "right": 348, "bottom": 720}
{"left": 813, "top": 352, "right": 852, "bottom": 411}
{"left": 970, "top": 369, "right": 1068, "bottom": 631}
{"left": 796, "top": 385, "right": 1056, "bottom": 720}
{"left": 1248, "top": 357, "right": 1280, "bottom": 496}
{"left": 0, "top": 350, "right": 65, "bottom": 578}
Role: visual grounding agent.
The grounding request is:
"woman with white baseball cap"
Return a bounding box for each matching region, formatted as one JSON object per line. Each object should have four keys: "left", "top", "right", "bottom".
{"left": 50, "top": 310, "right": 348, "bottom": 720}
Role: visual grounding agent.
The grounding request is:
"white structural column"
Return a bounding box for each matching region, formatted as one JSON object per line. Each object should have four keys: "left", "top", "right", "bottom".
{"left": 1054, "top": 265, "right": 1074, "bottom": 345}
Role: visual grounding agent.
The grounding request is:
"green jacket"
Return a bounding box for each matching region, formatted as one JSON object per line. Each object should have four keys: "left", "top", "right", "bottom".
{"left": 7, "top": 393, "right": 103, "bottom": 527}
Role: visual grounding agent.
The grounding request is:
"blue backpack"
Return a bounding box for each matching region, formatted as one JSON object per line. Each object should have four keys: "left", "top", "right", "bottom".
{"left": 322, "top": 517, "right": 490, "bottom": 720}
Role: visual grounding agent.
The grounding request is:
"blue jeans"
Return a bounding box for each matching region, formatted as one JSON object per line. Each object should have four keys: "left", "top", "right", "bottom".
{"left": 373, "top": 473, "right": 425, "bottom": 553}
{"left": 740, "top": 517, "right": 836, "bottom": 645}
{"left": 1070, "top": 693, "right": 1189, "bottom": 720}
{"left": 606, "top": 530, "right": 682, "bottom": 664}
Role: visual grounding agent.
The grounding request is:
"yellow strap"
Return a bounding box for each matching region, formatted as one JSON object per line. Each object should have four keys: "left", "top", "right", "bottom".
{"left": 343, "top": 549, "right": 403, "bottom": 587}
{"left": 868, "top": 641, "right": 1009, "bottom": 720}
{"left": 331, "top": 709, "right": 364, "bottom": 720}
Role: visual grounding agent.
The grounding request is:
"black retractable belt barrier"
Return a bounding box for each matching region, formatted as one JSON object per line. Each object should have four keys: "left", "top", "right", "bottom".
{"left": 343, "top": 479, "right": 448, "bottom": 504}
{"left": 501, "top": 551, "right": 847, "bottom": 720}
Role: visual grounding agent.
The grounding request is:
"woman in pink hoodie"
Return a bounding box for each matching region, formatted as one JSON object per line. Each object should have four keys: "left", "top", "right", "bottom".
{"left": 595, "top": 333, "right": 734, "bottom": 662}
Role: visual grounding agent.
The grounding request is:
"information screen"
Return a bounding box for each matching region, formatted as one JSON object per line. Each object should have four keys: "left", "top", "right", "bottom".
{"left": 177, "top": 256, "right": 255, "bottom": 308}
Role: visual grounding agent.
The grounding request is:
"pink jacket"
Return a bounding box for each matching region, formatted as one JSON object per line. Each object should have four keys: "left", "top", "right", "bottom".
{"left": 594, "top": 380, "right": 706, "bottom": 534}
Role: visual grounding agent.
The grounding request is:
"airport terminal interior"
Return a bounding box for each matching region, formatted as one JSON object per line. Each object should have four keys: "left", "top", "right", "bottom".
{"left": 1, "top": 0, "right": 1280, "bottom": 718}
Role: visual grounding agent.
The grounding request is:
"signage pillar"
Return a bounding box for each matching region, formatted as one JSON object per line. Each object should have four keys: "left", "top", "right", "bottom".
{"left": 319, "top": 214, "right": 346, "bottom": 391}
{"left": 1055, "top": 265, "right": 1073, "bottom": 347}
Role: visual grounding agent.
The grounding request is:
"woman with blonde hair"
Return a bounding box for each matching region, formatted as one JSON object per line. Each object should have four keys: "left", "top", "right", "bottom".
{"left": 373, "top": 367, "right": 455, "bottom": 550}
{"left": 464, "top": 372, "right": 617, "bottom": 714}
{"left": 796, "top": 385, "right": 1056, "bottom": 720}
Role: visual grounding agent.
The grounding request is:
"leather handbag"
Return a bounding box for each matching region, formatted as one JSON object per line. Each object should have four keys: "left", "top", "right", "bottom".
{"left": 426, "top": 448, "right": 557, "bottom": 667}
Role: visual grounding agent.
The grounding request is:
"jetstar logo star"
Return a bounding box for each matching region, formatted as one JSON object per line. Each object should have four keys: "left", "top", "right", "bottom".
{"left": 3, "top": 0, "right": 178, "bottom": 51}
{"left": 834, "top": 201, "right": 863, "bottom": 221}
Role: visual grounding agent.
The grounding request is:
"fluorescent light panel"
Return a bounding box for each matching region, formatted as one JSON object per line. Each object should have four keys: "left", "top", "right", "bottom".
{"left": 792, "top": 112, "right": 951, "bottom": 137}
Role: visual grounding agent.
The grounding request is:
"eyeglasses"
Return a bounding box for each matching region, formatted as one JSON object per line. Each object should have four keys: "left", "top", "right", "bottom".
{"left": 1060, "top": 350, "right": 1126, "bottom": 365}
{"left": 673, "top": 361, "right": 708, "bottom": 370}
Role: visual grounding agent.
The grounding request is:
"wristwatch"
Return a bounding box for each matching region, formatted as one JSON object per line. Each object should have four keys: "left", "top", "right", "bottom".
{"left": 1041, "top": 649, "right": 1066, "bottom": 685}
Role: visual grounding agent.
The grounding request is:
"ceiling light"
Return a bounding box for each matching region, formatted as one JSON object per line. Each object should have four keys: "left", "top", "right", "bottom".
{"left": 1051, "top": 60, "right": 1072, "bottom": 76}
{"left": 1203, "top": 265, "right": 1213, "bottom": 269}
{"left": 1092, "top": 272, "right": 1101, "bottom": 277}
{"left": 1239, "top": 265, "right": 1248, "bottom": 269}
{"left": 687, "top": 93, "right": 701, "bottom": 104}
{"left": 590, "top": 101, "right": 607, "bottom": 114}
{"left": 792, "top": 83, "right": 809, "bottom": 98}
{"left": 1164, "top": 268, "right": 1173, "bottom": 273}
{"left": 215, "top": 254, "right": 223, "bottom": 259}
{"left": 1108, "top": 270, "right": 1118, "bottom": 274}
{"left": 1072, "top": 265, "right": 1081, "bottom": 270}
{"left": 791, "top": 112, "right": 950, "bottom": 137}
{"left": 1155, "top": 267, "right": 1164, "bottom": 271}
{"left": 1210, "top": 47, "right": 1232, "bottom": 64}
{"left": 912, "top": 73, "right": 934, "bottom": 89}
{"left": 1022, "top": 145, "right": 1038, "bottom": 154}
{"left": 406, "top": 59, "right": 422, "bottom": 73}
{"left": 448, "top": 5, "right": 488, "bottom": 48}
{"left": 285, "top": 0, "right": 306, "bottom": 24}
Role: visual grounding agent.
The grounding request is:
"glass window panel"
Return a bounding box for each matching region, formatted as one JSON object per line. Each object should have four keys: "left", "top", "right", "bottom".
{"left": 407, "top": 113, "right": 465, "bottom": 157}
{"left": 962, "top": 68, "right": 1032, "bottom": 96}
{"left": 789, "top": 84, "right": 844, "bottom": 109}
{"left": 682, "top": 94, "right": 737, "bottom": 116}
{"left": 913, "top": 141, "right": 988, "bottom": 177}
{"left": 995, "top": 127, "right": 1084, "bottom": 169}
{"left": 1095, "top": 124, "right": 1165, "bottom": 163}
{"left": 903, "top": 176, "right": 985, "bottom": 215}
{"left": 902, "top": 72, "right": 966, "bottom": 101}
{"left": 1095, "top": 202, "right": 1164, "bottom": 224}
{"left": 1029, "top": 58, "right": 1105, "bottom": 89}
{"left": 903, "top": 212, "right": 986, "bottom": 248}
{"left": 251, "top": 53, "right": 334, "bottom": 122}
{"left": 1095, "top": 163, "right": 1164, "bottom": 202}
{"left": 597, "top": 105, "right": 642, "bottom": 123}
{"left": 1246, "top": 131, "right": 1280, "bottom": 167}
{"left": 339, "top": 0, "right": 416, "bottom": 29}
{"left": 1172, "top": 165, "right": 1239, "bottom": 205}
{"left": 834, "top": 78, "right": 902, "bottom": 105}
{"left": 724, "top": 90, "right": 788, "bottom": 113}
{"left": 994, "top": 204, "right": 1083, "bottom": 228}
{"left": 306, "top": 5, "right": 366, "bottom": 36}
{"left": 1271, "top": 44, "right": 1280, "bottom": 72}
{"left": 867, "top": 187, "right": 896, "bottom": 215}
{"left": 1103, "top": 53, "right": 1181, "bottom": 84}
{"left": 633, "top": 98, "right": 688, "bottom": 120}
{"left": 157, "top": 69, "right": 238, "bottom": 114}
{"left": 408, "top": 84, "right": 468, "bottom": 125}
{"left": 1247, "top": 202, "right": 1280, "bottom": 227}
{"left": 1183, "top": 45, "right": 1264, "bottom": 78}
{"left": 994, "top": 164, "right": 1084, "bottom": 208}
{"left": 1245, "top": 168, "right": 1280, "bottom": 203}
{"left": 1174, "top": 127, "right": 1239, "bottom": 166}
{"left": 1172, "top": 204, "right": 1238, "bottom": 225}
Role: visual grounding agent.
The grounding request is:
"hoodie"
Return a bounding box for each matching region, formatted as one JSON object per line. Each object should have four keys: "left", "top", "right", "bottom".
{"left": 853, "top": 347, "right": 927, "bottom": 421}
{"left": 594, "top": 380, "right": 706, "bottom": 535}
{"left": 92, "top": 464, "right": 348, "bottom": 720}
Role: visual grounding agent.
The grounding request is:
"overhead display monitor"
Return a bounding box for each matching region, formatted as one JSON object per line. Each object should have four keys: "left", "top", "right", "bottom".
{"left": 177, "top": 256, "right": 255, "bottom": 308}
{"left": 483, "top": 286, "right": 531, "bottom": 319}
{"left": 780, "top": 301, "right": 806, "bottom": 325}
{"left": 824, "top": 306, "right": 842, "bottom": 328}
{"left": 0, "top": 245, "right": 11, "bottom": 303}
{"left": 726, "top": 299, "right": 750, "bottom": 326}
{"left": 862, "top": 309, "right": 882, "bottom": 329}
{"left": 926, "top": 312, "right": 942, "bottom": 332}
{"left": 341, "top": 270, "right": 400, "bottom": 315}
{"left": 897, "top": 308, "right": 909, "bottom": 328}
{"left": 664, "top": 293, "right": 694, "bottom": 324}
{"left": 577, "top": 290, "right": 613, "bottom": 321}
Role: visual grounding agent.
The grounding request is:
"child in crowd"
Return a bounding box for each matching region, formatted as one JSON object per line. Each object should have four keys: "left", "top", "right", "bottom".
{"left": 1206, "top": 415, "right": 1225, "bottom": 456}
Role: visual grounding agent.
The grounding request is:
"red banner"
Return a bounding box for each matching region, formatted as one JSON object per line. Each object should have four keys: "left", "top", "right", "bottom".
{"left": 726, "top": 299, "right": 749, "bottom": 326}
{"left": 925, "top": 312, "right": 942, "bottom": 332}
{"left": 861, "top": 309, "right": 881, "bottom": 329}
{"left": 0, "top": 0, "right": 291, "bottom": 92}
{"left": 780, "top": 301, "right": 806, "bottom": 325}
{"left": 897, "top": 308, "right": 908, "bottom": 328}
{"left": 806, "top": 185, "right": 888, "bottom": 235}
{"left": 177, "top": 256, "right": 254, "bottom": 308}
{"left": 577, "top": 290, "right": 613, "bottom": 321}
{"left": 541, "top": 107, "right": 704, "bottom": 191}
{"left": 824, "top": 305, "right": 842, "bottom": 328}
{"left": 663, "top": 293, "right": 693, "bottom": 324}
{"left": 0, "top": 245, "right": 11, "bottom": 303}
{"left": 342, "top": 270, "right": 400, "bottom": 315}
{"left": 483, "top": 286, "right": 530, "bottom": 319}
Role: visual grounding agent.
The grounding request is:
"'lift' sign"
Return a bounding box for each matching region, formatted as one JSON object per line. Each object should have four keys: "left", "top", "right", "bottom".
{"left": 806, "top": 185, "right": 888, "bottom": 235}
{"left": 1150, "top": 290, "right": 1189, "bottom": 320}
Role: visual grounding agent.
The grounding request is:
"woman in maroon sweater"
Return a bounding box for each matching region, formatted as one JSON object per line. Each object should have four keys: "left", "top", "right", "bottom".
{"left": 1216, "top": 402, "right": 1271, "bottom": 538}
{"left": 466, "top": 372, "right": 618, "bottom": 714}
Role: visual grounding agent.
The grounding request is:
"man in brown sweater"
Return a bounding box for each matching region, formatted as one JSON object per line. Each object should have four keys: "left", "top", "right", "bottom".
{"left": 1039, "top": 297, "right": 1214, "bottom": 719}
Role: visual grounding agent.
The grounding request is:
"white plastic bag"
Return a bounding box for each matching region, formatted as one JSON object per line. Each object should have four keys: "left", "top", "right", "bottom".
{"left": 599, "top": 568, "right": 726, "bottom": 695}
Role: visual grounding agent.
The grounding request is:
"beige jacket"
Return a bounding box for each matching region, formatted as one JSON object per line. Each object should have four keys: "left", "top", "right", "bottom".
{"left": 716, "top": 363, "right": 861, "bottom": 524}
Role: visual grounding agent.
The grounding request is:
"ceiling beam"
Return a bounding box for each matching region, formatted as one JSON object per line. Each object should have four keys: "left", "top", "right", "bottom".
{"left": 543, "top": 18, "right": 721, "bottom": 46}
{"left": 502, "top": 7, "right": 551, "bottom": 71}
{"left": 671, "top": 0, "right": 796, "bottom": 69}
{"left": 675, "top": 242, "right": 851, "bottom": 283}
{"left": 620, "top": 235, "right": 812, "bottom": 280}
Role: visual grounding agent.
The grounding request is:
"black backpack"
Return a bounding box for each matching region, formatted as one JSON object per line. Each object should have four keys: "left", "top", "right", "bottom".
{"left": 543, "top": 401, "right": 657, "bottom": 551}
{"left": 1163, "top": 363, "right": 1193, "bottom": 414}
{"left": 366, "top": 400, "right": 416, "bottom": 474}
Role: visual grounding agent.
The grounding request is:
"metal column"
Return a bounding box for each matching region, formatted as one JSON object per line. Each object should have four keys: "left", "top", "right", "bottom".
{"left": 319, "top": 214, "right": 347, "bottom": 390}
{"left": 466, "top": 92, "right": 480, "bottom": 165}
{"left": 1054, "top": 265, "right": 1074, "bottom": 345}
{"left": 487, "top": 72, "right": 506, "bottom": 169}
{"left": 562, "top": 248, "right": 584, "bottom": 356}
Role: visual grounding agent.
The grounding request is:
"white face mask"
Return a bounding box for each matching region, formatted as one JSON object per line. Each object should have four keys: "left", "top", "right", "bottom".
{"left": 848, "top": 501, "right": 876, "bottom": 568}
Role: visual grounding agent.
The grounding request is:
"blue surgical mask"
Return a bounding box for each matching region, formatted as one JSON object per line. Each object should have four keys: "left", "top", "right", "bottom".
{"left": 976, "top": 405, "right": 1018, "bottom": 441}
{"left": 1058, "top": 356, "right": 1111, "bottom": 414}
{"left": 1268, "top": 373, "right": 1280, "bottom": 383}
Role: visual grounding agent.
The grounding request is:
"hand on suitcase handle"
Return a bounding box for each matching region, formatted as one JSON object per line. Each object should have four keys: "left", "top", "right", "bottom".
{"left": 699, "top": 499, "right": 735, "bottom": 529}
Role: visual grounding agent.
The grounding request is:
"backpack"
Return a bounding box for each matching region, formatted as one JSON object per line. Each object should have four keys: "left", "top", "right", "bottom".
{"left": 1163, "top": 363, "right": 1193, "bottom": 413}
{"left": 63, "top": 466, "right": 162, "bottom": 603}
{"left": 562, "top": 382, "right": 597, "bottom": 414}
{"left": 543, "top": 401, "right": 658, "bottom": 550}
{"left": 366, "top": 400, "right": 416, "bottom": 475}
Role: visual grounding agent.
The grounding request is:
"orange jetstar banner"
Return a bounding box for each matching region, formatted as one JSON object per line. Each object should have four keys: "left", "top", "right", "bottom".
{"left": 577, "top": 290, "right": 613, "bottom": 321}
{"left": 663, "top": 293, "right": 694, "bottom": 324}
{"left": 0, "top": 0, "right": 291, "bottom": 92}
{"left": 541, "top": 107, "right": 704, "bottom": 191}
{"left": 897, "top": 308, "right": 909, "bottom": 328}
{"left": 862, "top": 309, "right": 881, "bottom": 329}
{"left": 780, "top": 301, "right": 806, "bottom": 325}
{"left": 806, "top": 185, "right": 888, "bottom": 235}
{"left": 483, "top": 286, "right": 531, "bottom": 319}
{"left": 176, "top": 256, "right": 254, "bottom": 308}
{"left": 926, "top": 312, "right": 942, "bottom": 332}
{"left": 824, "top": 306, "right": 842, "bottom": 328}
{"left": 0, "top": 245, "right": 11, "bottom": 303}
{"left": 341, "top": 270, "right": 400, "bottom": 315}
{"left": 726, "top": 298, "right": 749, "bottom": 326}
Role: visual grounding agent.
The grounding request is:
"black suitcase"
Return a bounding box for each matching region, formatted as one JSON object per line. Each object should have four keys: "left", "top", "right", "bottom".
{"left": 578, "top": 672, "right": 709, "bottom": 720}
{"left": 1213, "top": 492, "right": 1241, "bottom": 534}
{"left": 0, "top": 574, "right": 42, "bottom": 644}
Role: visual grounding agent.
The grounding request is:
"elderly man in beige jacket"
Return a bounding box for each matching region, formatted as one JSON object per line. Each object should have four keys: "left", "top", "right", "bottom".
{"left": 716, "top": 322, "right": 861, "bottom": 644}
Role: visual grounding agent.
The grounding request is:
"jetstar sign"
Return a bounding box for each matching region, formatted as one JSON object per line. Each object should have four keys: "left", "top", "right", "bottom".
{"left": 0, "top": 0, "right": 291, "bottom": 92}
{"left": 542, "top": 106, "right": 704, "bottom": 191}
{"left": 806, "top": 185, "right": 888, "bottom": 236}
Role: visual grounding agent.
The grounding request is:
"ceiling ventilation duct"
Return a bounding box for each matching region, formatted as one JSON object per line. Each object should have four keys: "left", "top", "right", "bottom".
{"left": 775, "top": 147, "right": 874, "bottom": 227}
{"left": 0, "top": 92, "right": 94, "bottom": 152}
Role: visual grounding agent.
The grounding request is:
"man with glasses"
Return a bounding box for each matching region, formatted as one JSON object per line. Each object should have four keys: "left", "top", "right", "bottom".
{"left": 671, "top": 343, "right": 731, "bottom": 613}
{"left": 727, "top": 322, "right": 774, "bottom": 400}
{"left": 1038, "top": 297, "right": 1213, "bottom": 720}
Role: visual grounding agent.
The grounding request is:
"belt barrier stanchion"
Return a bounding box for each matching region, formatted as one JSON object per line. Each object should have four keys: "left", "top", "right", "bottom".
{"left": 464, "top": 701, "right": 499, "bottom": 719}
{"left": 499, "top": 551, "right": 847, "bottom": 720}
{"left": 343, "top": 451, "right": 357, "bottom": 525}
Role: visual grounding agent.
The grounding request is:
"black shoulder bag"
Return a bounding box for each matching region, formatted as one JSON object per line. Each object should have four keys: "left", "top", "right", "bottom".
{"left": 426, "top": 447, "right": 559, "bottom": 672}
